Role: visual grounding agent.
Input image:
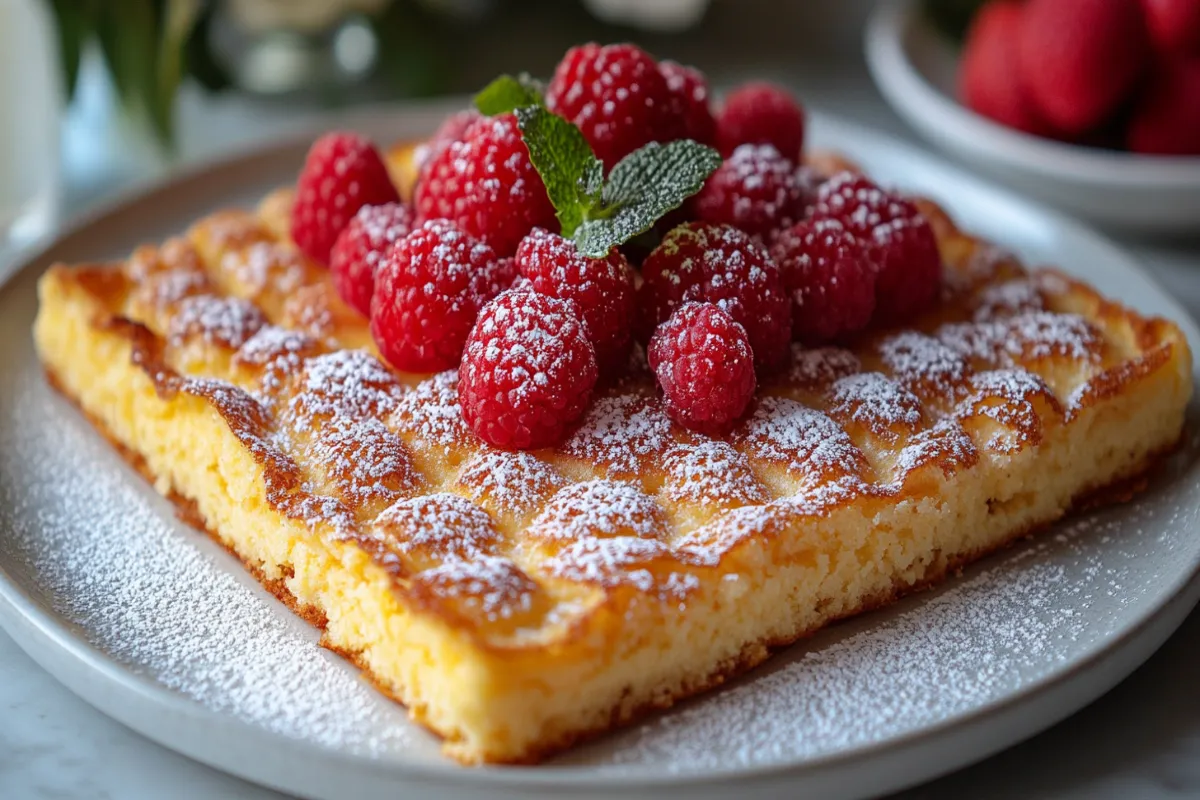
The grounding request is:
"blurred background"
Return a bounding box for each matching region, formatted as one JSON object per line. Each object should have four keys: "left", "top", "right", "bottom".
{"left": 3, "top": 0, "right": 902, "bottom": 256}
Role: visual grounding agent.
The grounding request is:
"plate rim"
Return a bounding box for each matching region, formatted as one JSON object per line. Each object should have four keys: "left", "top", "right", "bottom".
{"left": 2, "top": 105, "right": 1199, "bottom": 797}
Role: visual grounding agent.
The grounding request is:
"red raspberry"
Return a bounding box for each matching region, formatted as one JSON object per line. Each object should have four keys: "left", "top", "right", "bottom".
{"left": 330, "top": 202, "right": 415, "bottom": 317}
{"left": 648, "top": 302, "right": 756, "bottom": 435}
{"left": 770, "top": 218, "right": 878, "bottom": 343}
{"left": 638, "top": 222, "right": 791, "bottom": 372}
{"left": 1016, "top": 0, "right": 1150, "bottom": 135}
{"left": 545, "top": 43, "right": 672, "bottom": 167}
{"left": 1140, "top": 0, "right": 1200, "bottom": 55}
{"left": 813, "top": 173, "right": 941, "bottom": 325}
{"left": 715, "top": 82, "right": 806, "bottom": 159}
{"left": 415, "top": 113, "right": 556, "bottom": 257}
{"left": 291, "top": 132, "right": 400, "bottom": 266}
{"left": 1127, "top": 57, "right": 1200, "bottom": 155}
{"left": 515, "top": 229, "right": 636, "bottom": 378}
{"left": 370, "top": 219, "right": 512, "bottom": 373}
{"left": 960, "top": 1, "right": 1056, "bottom": 136}
{"left": 692, "top": 144, "right": 809, "bottom": 239}
{"left": 659, "top": 60, "right": 716, "bottom": 144}
{"left": 415, "top": 109, "right": 482, "bottom": 172}
{"left": 459, "top": 289, "right": 598, "bottom": 449}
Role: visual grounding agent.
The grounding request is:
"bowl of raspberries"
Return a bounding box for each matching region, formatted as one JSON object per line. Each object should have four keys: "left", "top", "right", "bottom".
{"left": 866, "top": 0, "right": 1200, "bottom": 233}
{"left": 289, "top": 43, "right": 945, "bottom": 450}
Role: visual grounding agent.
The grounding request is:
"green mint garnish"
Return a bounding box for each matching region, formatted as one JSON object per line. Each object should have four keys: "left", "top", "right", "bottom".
{"left": 513, "top": 105, "right": 721, "bottom": 258}
{"left": 514, "top": 105, "right": 604, "bottom": 238}
{"left": 575, "top": 140, "right": 721, "bottom": 258}
{"left": 473, "top": 73, "right": 544, "bottom": 117}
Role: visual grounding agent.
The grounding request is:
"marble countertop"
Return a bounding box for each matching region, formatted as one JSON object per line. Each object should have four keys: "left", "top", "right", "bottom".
{"left": 3, "top": 46, "right": 1200, "bottom": 800}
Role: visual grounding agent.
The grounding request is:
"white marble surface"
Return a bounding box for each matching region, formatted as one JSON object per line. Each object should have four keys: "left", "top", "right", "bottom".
{"left": 3, "top": 44, "right": 1200, "bottom": 800}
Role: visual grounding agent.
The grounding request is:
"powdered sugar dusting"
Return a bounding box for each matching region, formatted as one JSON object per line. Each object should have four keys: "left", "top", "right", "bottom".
{"left": 393, "top": 370, "right": 476, "bottom": 453}
{"left": 411, "top": 555, "right": 538, "bottom": 622}
{"left": 560, "top": 394, "right": 674, "bottom": 478}
{"left": 939, "top": 311, "right": 1103, "bottom": 367}
{"left": 528, "top": 480, "right": 668, "bottom": 542}
{"left": 370, "top": 493, "right": 498, "bottom": 568}
{"left": 169, "top": 294, "right": 266, "bottom": 349}
{"left": 735, "top": 396, "right": 868, "bottom": 483}
{"left": 828, "top": 372, "right": 924, "bottom": 438}
{"left": 454, "top": 450, "right": 566, "bottom": 519}
{"left": 661, "top": 441, "right": 768, "bottom": 510}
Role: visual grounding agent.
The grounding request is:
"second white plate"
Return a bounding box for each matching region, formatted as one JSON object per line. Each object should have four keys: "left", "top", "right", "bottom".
{"left": 865, "top": 0, "right": 1200, "bottom": 234}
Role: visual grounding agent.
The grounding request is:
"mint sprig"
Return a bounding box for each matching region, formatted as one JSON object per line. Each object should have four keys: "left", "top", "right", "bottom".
{"left": 504, "top": 105, "right": 720, "bottom": 258}
{"left": 575, "top": 140, "right": 721, "bottom": 258}
{"left": 473, "top": 73, "right": 544, "bottom": 117}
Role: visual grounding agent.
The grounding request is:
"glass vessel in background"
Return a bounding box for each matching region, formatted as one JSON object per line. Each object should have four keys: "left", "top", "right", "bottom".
{"left": 0, "top": 0, "right": 61, "bottom": 267}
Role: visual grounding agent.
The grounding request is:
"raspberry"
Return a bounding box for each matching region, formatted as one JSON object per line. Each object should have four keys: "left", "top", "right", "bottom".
{"left": 770, "top": 218, "right": 877, "bottom": 343}
{"left": 415, "top": 113, "right": 556, "bottom": 257}
{"left": 415, "top": 109, "right": 482, "bottom": 172}
{"left": 638, "top": 222, "right": 791, "bottom": 372}
{"left": 291, "top": 132, "right": 400, "bottom": 266}
{"left": 330, "top": 202, "right": 415, "bottom": 317}
{"left": 692, "top": 144, "right": 809, "bottom": 239}
{"left": 659, "top": 60, "right": 716, "bottom": 144}
{"left": 715, "top": 82, "right": 806, "bottom": 159}
{"left": 960, "top": 1, "right": 1056, "bottom": 136}
{"left": 648, "top": 302, "right": 756, "bottom": 435}
{"left": 1127, "top": 57, "right": 1200, "bottom": 155}
{"left": 370, "top": 219, "right": 512, "bottom": 372}
{"left": 1140, "top": 0, "right": 1200, "bottom": 55}
{"left": 1016, "top": 0, "right": 1150, "bottom": 135}
{"left": 813, "top": 173, "right": 941, "bottom": 325}
{"left": 545, "top": 43, "right": 672, "bottom": 167}
{"left": 515, "top": 229, "right": 636, "bottom": 378}
{"left": 459, "top": 289, "right": 598, "bottom": 449}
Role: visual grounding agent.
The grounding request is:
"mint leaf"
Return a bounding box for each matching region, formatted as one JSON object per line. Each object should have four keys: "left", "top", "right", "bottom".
{"left": 515, "top": 106, "right": 603, "bottom": 236}
{"left": 474, "top": 73, "right": 544, "bottom": 116}
{"left": 574, "top": 140, "right": 721, "bottom": 258}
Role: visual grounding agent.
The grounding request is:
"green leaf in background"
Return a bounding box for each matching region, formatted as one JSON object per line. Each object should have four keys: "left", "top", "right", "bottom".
{"left": 515, "top": 105, "right": 604, "bottom": 237}
{"left": 155, "top": 0, "right": 202, "bottom": 148}
{"left": 575, "top": 140, "right": 721, "bottom": 258}
{"left": 474, "top": 73, "right": 544, "bottom": 116}
{"left": 46, "top": 0, "right": 95, "bottom": 100}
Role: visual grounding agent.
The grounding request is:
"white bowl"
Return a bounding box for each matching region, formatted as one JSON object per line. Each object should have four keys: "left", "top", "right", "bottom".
{"left": 864, "top": 0, "right": 1200, "bottom": 235}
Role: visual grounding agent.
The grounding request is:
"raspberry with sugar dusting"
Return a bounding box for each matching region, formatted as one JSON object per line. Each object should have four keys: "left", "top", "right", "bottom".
{"left": 415, "top": 108, "right": 481, "bottom": 173}
{"left": 648, "top": 302, "right": 756, "bottom": 435}
{"left": 715, "top": 82, "right": 807, "bottom": 159}
{"left": 291, "top": 131, "right": 400, "bottom": 266}
{"left": 516, "top": 229, "right": 636, "bottom": 378}
{"left": 370, "top": 219, "right": 513, "bottom": 373}
{"left": 638, "top": 221, "right": 792, "bottom": 372}
{"left": 459, "top": 289, "right": 598, "bottom": 450}
{"left": 693, "top": 143, "right": 809, "bottom": 239}
{"left": 415, "top": 113, "right": 556, "bottom": 256}
{"left": 813, "top": 172, "right": 941, "bottom": 325}
{"left": 771, "top": 217, "right": 877, "bottom": 343}
{"left": 329, "top": 202, "right": 414, "bottom": 317}
{"left": 545, "top": 42, "right": 672, "bottom": 167}
{"left": 658, "top": 60, "right": 716, "bottom": 145}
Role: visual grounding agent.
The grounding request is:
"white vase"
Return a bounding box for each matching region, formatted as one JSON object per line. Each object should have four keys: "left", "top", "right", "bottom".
{"left": 0, "top": 0, "right": 61, "bottom": 260}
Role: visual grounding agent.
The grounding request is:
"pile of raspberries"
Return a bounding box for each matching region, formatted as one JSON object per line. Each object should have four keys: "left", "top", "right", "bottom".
{"left": 288, "top": 43, "right": 942, "bottom": 450}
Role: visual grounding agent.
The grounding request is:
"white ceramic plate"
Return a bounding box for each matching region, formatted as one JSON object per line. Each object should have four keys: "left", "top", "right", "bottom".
{"left": 865, "top": 0, "right": 1200, "bottom": 234}
{"left": 1, "top": 107, "right": 1199, "bottom": 800}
